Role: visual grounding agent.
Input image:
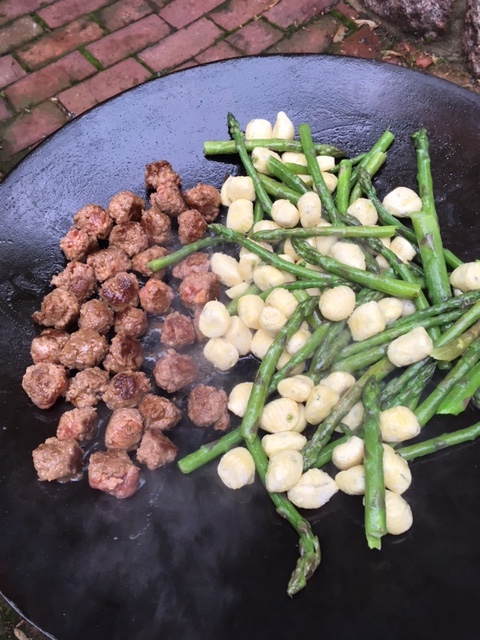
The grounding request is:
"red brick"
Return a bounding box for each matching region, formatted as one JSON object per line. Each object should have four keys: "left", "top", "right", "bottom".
{"left": 333, "top": 2, "right": 361, "bottom": 20}
{"left": 265, "top": 0, "right": 334, "bottom": 28}
{"left": 159, "top": 0, "right": 226, "bottom": 29}
{"left": 98, "top": 0, "right": 152, "bottom": 32}
{"left": 210, "top": 0, "right": 273, "bottom": 31}
{"left": 0, "top": 101, "right": 67, "bottom": 157}
{"left": 57, "top": 58, "right": 151, "bottom": 115}
{"left": 338, "top": 25, "right": 383, "bottom": 59}
{"left": 139, "top": 17, "right": 221, "bottom": 72}
{"left": 0, "top": 55, "right": 26, "bottom": 89}
{"left": 38, "top": 0, "right": 111, "bottom": 29}
{"left": 17, "top": 18, "right": 103, "bottom": 69}
{"left": 0, "top": 97, "right": 13, "bottom": 121}
{"left": 226, "top": 18, "right": 282, "bottom": 55}
{"left": 86, "top": 15, "right": 171, "bottom": 67}
{"left": 0, "top": 0, "right": 55, "bottom": 27}
{"left": 267, "top": 14, "right": 338, "bottom": 53}
{"left": 4, "top": 51, "right": 96, "bottom": 110}
{"left": 0, "top": 16, "right": 44, "bottom": 56}
{"left": 195, "top": 40, "right": 241, "bottom": 64}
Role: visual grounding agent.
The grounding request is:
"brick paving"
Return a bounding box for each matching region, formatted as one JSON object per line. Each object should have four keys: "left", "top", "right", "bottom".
{"left": 1, "top": 0, "right": 479, "bottom": 179}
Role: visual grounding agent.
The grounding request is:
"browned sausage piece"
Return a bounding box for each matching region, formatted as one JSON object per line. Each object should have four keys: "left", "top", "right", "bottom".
{"left": 107, "top": 191, "right": 145, "bottom": 224}
{"left": 136, "top": 430, "right": 178, "bottom": 470}
{"left": 66, "top": 367, "right": 109, "bottom": 408}
{"left": 138, "top": 393, "right": 182, "bottom": 431}
{"left": 59, "top": 329, "right": 108, "bottom": 371}
{"left": 104, "top": 408, "right": 144, "bottom": 451}
{"left": 140, "top": 208, "right": 172, "bottom": 246}
{"left": 102, "top": 371, "right": 152, "bottom": 410}
{"left": 32, "top": 288, "right": 80, "bottom": 330}
{"left": 74, "top": 204, "right": 113, "bottom": 239}
{"left": 109, "top": 221, "right": 149, "bottom": 257}
{"left": 177, "top": 209, "right": 207, "bottom": 245}
{"left": 33, "top": 437, "right": 83, "bottom": 482}
{"left": 87, "top": 247, "right": 132, "bottom": 283}
{"left": 160, "top": 311, "right": 196, "bottom": 349}
{"left": 114, "top": 307, "right": 148, "bottom": 338}
{"left": 150, "top": 183, "right": 186, "bottom": 217}
{"left": 145, "top": 160, "right": 181, "bottom": 190}
{"left": 22, "top": 363, "right": 68, "bottom": 409}
{"left": 78, "top": 299, "right": 114, "bottom": 335}
{"left": 30, "top": 329, "right": 70, "bottom": 364}
{"left": 103, "top": 334, "right": 144, "bottom": 373}
{"left": 183, "top": 184, "right": 221, "bottom": 222}
{"left": 171, "top": 252, "right": 210, "bottom": 279}
{"left": 132, "top": 245, "right": 169, "bottom": 280}
{"left": 100, "top": 271, "right": 139, "bottom": 312}
{"left": 178, "top": 272, "right": 221, "bottom": 310}
{"left": 187, "top": 385, "right": 230, "bottom": 431}
{"left": 51, "top": 262, "right": 96, "bottom": 303}
{"left": 88, "top": 450, "right": 140, "bottom": 499}
{"left": 139, "top": 279, "right": 174, "bottom": 315}
{"left": 153, "top": 349, "right": 197, "bottom": 393}
{"left": 56, "top": 407, "right": 98, "bottom": 444}
{"left": 60, "top": 226, "right": 98, "bottom": 262}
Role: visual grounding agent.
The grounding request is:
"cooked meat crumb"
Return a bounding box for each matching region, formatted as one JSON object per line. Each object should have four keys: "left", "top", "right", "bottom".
{"left": 140, "top": 208, "right": 172, "bottom": 246}
{"left": 178, "top": 272, "right": 221, "bottom": 310}
{"left": 87, "top": 247, "right": 132, "bottom": 283}
{"left": 30, "top": 328, "right": 70, "bottom": 364}
{"left": 139, "top": 279, "right": 174, "bottom": 315}
{"left": 107, "top": 191, "right": 144, "bottom": 224}
{"left": 109, "top": 221, "right": 149, "bottom": 257}
{"left": 145, "top": 160, "right": 181, "bottom": 190}
{"left": 66, "top": 367, "right": 109, "bottom": 408}
{"left": 136, "top": 429, "right": 178, "bottom": 470}
{"left": 139, "top": 393, "right": 182, "bottom": 431}
{"left": 105, "top": 408, "right": 144, "bottom": 451}
{"left": 150, "top": 183, "right": 186, "bottom": 218}
{"left": 74, "top": 204, "right": 113, "bottom": 239}
{"left": 102, "top": 371, "right": 152, "bottom": 410}
{"left": 160, "top": 311, "right": 196, "bottom": 349}
{"left": 78, "top": 299, "right": 114, "bottom": 335}
{"left": 183, "top": 183, "right": 221, "bottom": 222}
{"left": 100, "top": 271, "right": 139, "bottom": 312}
{"left": 32, "top": 288, "right": 80, "bottom": 330}
{"left": 56, "top": 407, "right": 98, "bottom": 444}
{"left": 153, "top": 349, "right": 197, "bottom": 393}
{"left": 187, "top": 385, "right": 230, "bottom": 431}
{"left": 114, "top": 306, "right": 148, "bottom": 338}
{"left": 103, "top": 333, "right": 144, "bottom": 373}
{"left": 88, "top": 450, "right": 140, "bottom": 499}
{"left": 33, "top": 437, "right": 83, "bottom": 482}
{"left": 22, "top": 363, "right": 68, "bottom": 410}
{"left": 132, "top": 245, "right": 169, "bottom": 280}
{"left": 177, "top": 209, "right": 207, "bottom": 245}
{"left": 60, "top": 226, "right": 98, "bottom": 262}
{"left": 171, "top": 253, "right": 210, "bottom": 279}
{"left": 59, "top": 328, "right": 108, "bottom": 371}
{"left": 51, "top": 261, "right": 96, "bottom": 303}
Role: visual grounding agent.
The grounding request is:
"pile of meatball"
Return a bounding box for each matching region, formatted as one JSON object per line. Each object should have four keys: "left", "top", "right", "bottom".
{"left": 22, "top": 160, "right": 232, "bottom": 499}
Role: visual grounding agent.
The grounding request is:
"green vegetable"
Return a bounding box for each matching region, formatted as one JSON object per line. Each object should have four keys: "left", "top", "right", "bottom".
{"left": 362, "top": 377, "right": 387, "bottom": 550}
{"left": 250, "top": 225, "right": 397, "bottom": 242}
{"left": 147, "top": 236, "right": 222, "bottom": 271}
{"left": 178, "top": 428, "right": 243, "bottom": 474}
{"left": 437, "top": 360, "right": 480, "bottom": 415}
{"left": 204, "top": 138, "right": 345, "bottom": 156}
{"left": 398, "top": 422, "right": 480, "bottom": 461}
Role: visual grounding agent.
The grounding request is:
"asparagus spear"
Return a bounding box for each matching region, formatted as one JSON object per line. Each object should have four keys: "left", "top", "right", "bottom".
{"left": 382, "top": 361, "right": 437, "bottom": 410}
{"left": 240, "top": 297, "right": 317, "bottom": 443}
{"left": 259, "top": 174, "right": 301, "bottom": 204}
{"left": 350, "top": 130, "right": 395, "bottom": 188}
{"left": 349, "top": 150, "right": 387, "bottom": 205}
{"left": 302, "top": 358, "right": 396, "bottom": 470}
{"left": 291, "top": 238, "right": 421, "bottom": 298}
{"left": 253, "top": 198, "right": 264, "bottom": 224}
{"left": 333, "top": 344, "right": 389, "bottom": 374}
{"left": 381, "top": 357, "right": 432, "bottom": 407}
{"left": 336, "top": 290, "right": 480, "bottom": 360}
{"left": 250, "top": 225, "right": 397, "bottom": 242}
{"left": 362, "top": 377, "right": 387, "bottom": 550}
{"left": 415, "top": 338, "right": 480, "bottom": 427}
{"left": 147, "top": 236, "right": 222, "bottom": 271}
{"left": 431, "top": 317, "right": 480, "bottom": 361}
{"left": 336, "top": 159, "right": 353, "bottom": 214}
{"left": 246, "top": 437, "right": 321, "bottom": 596}
{"left": 411, "top": 128, "right": 451, "bottom": 305}
{"left": 209, "top": 224, "right": 346, "bottom": 287}
{"left": 178, "top": 428, "right": 244, "bottom": 474}
{"left": 204, "top": 138, "right": 346, "bottom": 156}
{"left": 227, "top": 112, "right": 273, "bottom": 215}
{"left": 398, "top": 422, "right": 480, "bottom": 461}
{"left": 437, "top": 360, "right": 480, "bottom": 415}
{"left": 299, "top": 122, "right": 341, "bottom": 224}
{"left": 268, "top": 156, "right": 310, "bottom": 195}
